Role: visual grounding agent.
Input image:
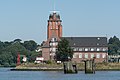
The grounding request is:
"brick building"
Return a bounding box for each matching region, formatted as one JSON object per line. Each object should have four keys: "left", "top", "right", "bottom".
{"left": 42, "top": 12, "right": 62, "bottom": 61}
{"left": 42, "top": 12, "right": 108, "bottom": 63}
{"left": 63, "top": 37, "right": 108, "bottom": 63}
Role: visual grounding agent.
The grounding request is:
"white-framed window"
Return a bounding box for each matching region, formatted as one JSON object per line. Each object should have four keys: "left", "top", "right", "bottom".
{"left": 50, "top": 48, "right": 52, "bottom": 51}
{"left": 97, "top": 37, "right": 100, "bottom": 40}
{"left": 73, "top": 54, "right": 77, "bottom": 58}
{"left": 97, "top": 48, "right": 100, "bottom": 51}
{"left": 85, "top": 48, "right": 88, "bottom": 51}
{"left": 50, "top": 43, "right": 53, "bottom": 46}
{"left": 91, "top": 48, "right": 94, "bottom": 51}
{"left": 74, "top": 48, "right": 77, "bottom": 51}
{"left": 56, "top": 42, "right": 58, "bottom": 46}
{"left": 103, "top": 48, "right": 106, "bottom": 51}
{"left": 56, "top": 26, "right": 58, "bottom": 29}
{"left": 53, "top": 43, "right": 56, "bottom": 46}
{"left": 96, "top": 53, "right": 100, "bottom": 58}
{"left": 91, "top": 54, "right": 94, "bottom": 58}
{"left": 79, "top": 48, "right": 82, "bottom": 51}
{"left": 85, "top": 53, "right": 88, "bottom": 58}
{"left": 102, "top": 54, "right": 106, "bottom": 58}
{"left": 79, "top": 53, "right": 82, "bottom": 58}
{"left": 97, "top": 43, "right": 99, "bottom": 45}
{"left": 52, "top": 48, "right": 56, "bottom": 52}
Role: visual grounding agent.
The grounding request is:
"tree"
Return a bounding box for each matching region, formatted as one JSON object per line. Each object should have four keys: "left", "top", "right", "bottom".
{"left": 0, "top": 39, "right": 39, "bottom": 66}
{"left": 55, "top": 38, "right": 73, "bottom": 62}
{"left": 13, "top": 39, "right": 22, "bottom": 43}
{"left": 108, "top": 36, "right": 120, "bottom": 55}
{"left": 23, "top": 40, "right": 38, "bottom": 51}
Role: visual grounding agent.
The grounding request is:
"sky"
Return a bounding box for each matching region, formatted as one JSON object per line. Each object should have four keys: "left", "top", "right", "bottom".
{"left": 0, "top": 0, "right": 120, "bottom": 44}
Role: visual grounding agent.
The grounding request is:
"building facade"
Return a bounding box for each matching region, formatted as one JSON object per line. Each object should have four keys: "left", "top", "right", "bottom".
{"left": 63, "top": 37, "right": 108, "bottom": 63}
{"left": 42, "top": 12, "right": 108, "bottom": 63}
{"left": 42, "top": 12, "right": 62, "bottom": 61}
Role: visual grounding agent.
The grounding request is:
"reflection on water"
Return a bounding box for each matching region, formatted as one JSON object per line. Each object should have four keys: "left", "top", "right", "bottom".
{"left": 0, "top": 68, "right": 120, "bottom": 80}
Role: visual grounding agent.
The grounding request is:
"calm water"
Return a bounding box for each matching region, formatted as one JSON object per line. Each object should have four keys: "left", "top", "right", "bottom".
{"left": 0, "top": 68, "right": 120, "bottom": 80}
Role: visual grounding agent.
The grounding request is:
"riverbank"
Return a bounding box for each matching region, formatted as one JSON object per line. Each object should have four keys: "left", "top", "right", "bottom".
{"left": 11, "top": 63, "right": 120, "bottom": 71}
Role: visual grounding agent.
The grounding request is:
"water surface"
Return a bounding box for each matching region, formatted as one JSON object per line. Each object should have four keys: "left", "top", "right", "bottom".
{"left": 0, "top": 68, "right": 120, "bottom": 80}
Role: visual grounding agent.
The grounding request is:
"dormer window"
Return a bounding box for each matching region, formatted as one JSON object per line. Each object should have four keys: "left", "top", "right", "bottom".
{"left": 97, "top": 37, "right": 100, "bottom": 40}
{"left": 85, "top": 48, "right": 88, "bottom": 51}
{"left": 91, "top": 48, "right": 94, "bottom": 51}
{"left": 97, "top": 48, "right": 100, "bottom": 51}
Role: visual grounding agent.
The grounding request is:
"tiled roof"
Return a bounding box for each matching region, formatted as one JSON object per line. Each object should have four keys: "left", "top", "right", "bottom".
{"left": 62, "top": 37, "right": 107, "bottom": 47}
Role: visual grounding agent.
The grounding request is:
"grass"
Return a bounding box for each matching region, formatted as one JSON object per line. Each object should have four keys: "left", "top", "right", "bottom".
{"left": 15, "top": 62, "right": 120, "bottom": 70}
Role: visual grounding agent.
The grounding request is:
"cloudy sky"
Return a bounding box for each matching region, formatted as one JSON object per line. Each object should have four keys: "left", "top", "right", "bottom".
{"left": 0, "top": 0, "right": 120, "bottom": 44}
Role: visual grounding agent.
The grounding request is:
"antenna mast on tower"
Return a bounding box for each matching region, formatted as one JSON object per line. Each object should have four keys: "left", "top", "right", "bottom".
{"left": 53, "top": 0, "right": 55, "bottom": 11}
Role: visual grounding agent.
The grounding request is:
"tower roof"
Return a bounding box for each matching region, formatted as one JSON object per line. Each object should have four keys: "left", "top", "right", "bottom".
{"left": 49, "top": 12, "right": 61, "bottom": 20}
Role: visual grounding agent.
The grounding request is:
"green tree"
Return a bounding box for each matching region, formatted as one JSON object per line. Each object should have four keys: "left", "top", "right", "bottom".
{"left": 108, "top": 36, "right": 120, "bottom": 55}
{"left": 56, "top": 38, "right": 73, "bottom": 62}
{"left": 23, "top": 40, "right": 38, "bottom": 51}
{"left": 0, "top": 39, "right": 39, "bottom": 66}
{"left": 29, "top": 52, "right": 42, "bottom": 62}
{"left": 13, "top": 39, "right": 22, "bottom": 43}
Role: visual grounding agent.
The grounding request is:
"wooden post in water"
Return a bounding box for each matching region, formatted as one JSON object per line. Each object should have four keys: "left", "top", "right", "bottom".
{"left": 63, "top": 61, "right": 78, "bottom": 74}
{"left": 84, "top": 58, "right": 95, "bottom": 74}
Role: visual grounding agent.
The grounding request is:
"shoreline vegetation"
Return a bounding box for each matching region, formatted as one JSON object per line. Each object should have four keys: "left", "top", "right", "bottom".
{"left": 11, "top": 62, "right": 120, "bottom": 71}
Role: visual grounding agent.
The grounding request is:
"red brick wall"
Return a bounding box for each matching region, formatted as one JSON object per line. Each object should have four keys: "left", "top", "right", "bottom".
{"left": 72, "top": 52, "right": 108, "bottom": 63}
{"left": 42, "top": 48, "right": 50, "bottom": 61}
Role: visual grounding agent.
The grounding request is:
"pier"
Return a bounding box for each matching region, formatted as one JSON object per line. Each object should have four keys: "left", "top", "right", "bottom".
{"left": 63, "top": 61, "right": 78, "bottom": 74}
{"left": 84, "top": 58, "right": 95, "bottom": 74}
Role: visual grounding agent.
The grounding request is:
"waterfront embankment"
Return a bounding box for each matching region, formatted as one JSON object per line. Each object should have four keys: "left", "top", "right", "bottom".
{"left": 11, "top": 63, "right": 120, "bottom": 71}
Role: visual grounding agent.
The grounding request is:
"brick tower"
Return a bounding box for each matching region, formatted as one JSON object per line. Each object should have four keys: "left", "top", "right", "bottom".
{"left": 42, "top": 12, "right": 62, "bottom": 61}
{"left": 47, "top": 12, "right": 62, "bottom": 40}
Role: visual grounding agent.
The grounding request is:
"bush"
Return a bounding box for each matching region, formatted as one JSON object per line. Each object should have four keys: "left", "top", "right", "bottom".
{"left": 3, "top": 63, "right": 10, "bottom": 67}
{"left": 10, "top": 63, "right": 16, "bottom": 67}
{"left": 46, "top": 60, "right": 52, "bottom": 64}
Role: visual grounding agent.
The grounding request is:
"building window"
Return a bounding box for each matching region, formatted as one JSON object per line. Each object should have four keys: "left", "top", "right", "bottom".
{"left": 91, "top": 48, "right": 94, "bottom": 51}
{"left": 97, "top": 37, "right": 100, "bottom": 40}
{"left": 52, "top": 48, "right": 56, "bottom": 52}
{"left": 85, "top": 48, "right": 88, "bottom": 51}
{"left": 97, "top": 43, "right": 99, "bottom": 45}
{"left": 103, "top": 48, "right": 106, "bottom": 51}
{"left": 97, "top": 48, "right": 100, "bottom": 51}
{"left": 85, "top": 54, "right": 88, "bottom": 58}
{"left": 74, "top": 48, "right": 77, "bottom": 51}
{"left": 79, "top": 48, "right": 82, "bottom": 51}
{"left": 50, "top": 43, "right": 53, "bottom": 46}
{"left": 56, "top": 26, "right": 58, "bottom": 29}
{"left": 79, "top": 53, "right": 82, "bottom": 58}
{"left": 96, "top": 53, "right": 100, "bottom": 58}
{"left": 102, "top": 54, "right": 106, "bottom": 58}
{"left": 50, "top": 26, "right": 52, "bottom": 29}
{"left": 91, "top": 54, "right": 94, "bottom": 58}
{"left": 52, "top": 43, "right": 55, "bottom": 46}
{"left": 56, "top": 42, "right": 58, "bottom": 46}
{"left": 73, "top": 54, "right": 77, "bottom": 58}
{"left": 51, "top": 38, "right": 57, "bottom": 42}
{"left": 50, "top": 48, "right": 52, "bottom": 51}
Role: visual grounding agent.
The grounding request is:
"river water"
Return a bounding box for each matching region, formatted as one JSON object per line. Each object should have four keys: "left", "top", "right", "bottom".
{"left": 0, "top": 68, "right": 120, "bottom": 80}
